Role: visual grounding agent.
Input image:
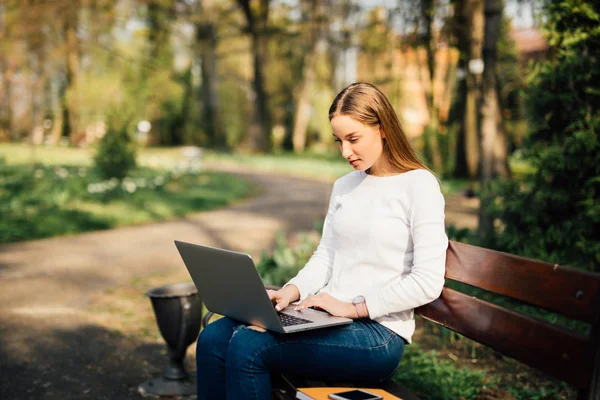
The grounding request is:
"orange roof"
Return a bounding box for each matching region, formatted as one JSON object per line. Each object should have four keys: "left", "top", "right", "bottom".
{"left": 511, "top": 27, "right": 548, "bottom": 54}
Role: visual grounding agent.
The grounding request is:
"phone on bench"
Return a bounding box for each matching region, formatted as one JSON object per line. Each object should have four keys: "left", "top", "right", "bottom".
{"left": 327, "top": 389, "right": 383, "bottom": 400}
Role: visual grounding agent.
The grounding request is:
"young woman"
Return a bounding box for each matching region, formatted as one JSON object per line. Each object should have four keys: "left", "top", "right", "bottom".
{"left": 196, "top": 82, "right": 448, "bottom": 399}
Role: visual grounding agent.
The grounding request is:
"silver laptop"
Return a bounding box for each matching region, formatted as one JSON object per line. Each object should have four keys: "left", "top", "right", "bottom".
{"left": 174, "top": 240, "right": 352, "bottom": 334}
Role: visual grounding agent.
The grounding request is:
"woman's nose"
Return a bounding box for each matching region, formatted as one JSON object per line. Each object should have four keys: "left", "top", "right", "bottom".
{"left": 340, "top": 142, "right": 352, "bottom": 159}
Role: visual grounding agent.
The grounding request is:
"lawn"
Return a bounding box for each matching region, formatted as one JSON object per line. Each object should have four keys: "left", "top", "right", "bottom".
{"left": 0, "top": 144, "right": 254, "bottom": 243}
{"left": 0, "top": 143, "right": 477, "bottom": 194}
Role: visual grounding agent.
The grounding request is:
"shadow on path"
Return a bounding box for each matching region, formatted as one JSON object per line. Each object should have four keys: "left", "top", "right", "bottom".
{"left": 0, "top": 317, "right": 187, "bottom": 400}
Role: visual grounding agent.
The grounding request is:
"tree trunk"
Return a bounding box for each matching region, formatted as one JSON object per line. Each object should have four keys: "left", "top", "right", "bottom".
{"left": 197, "top": 0, "right": 224, "bottom": 148}
{"left": 478, "top": 0, "right": 503, "bottom": 240}
{"left": 147, "top": 0, "right": 173, "bottom": 64}
{"left": 238, "top": 0, "right": 271, "bottom": 153}
{"left": 0, "top": 5, "right": 11, "bottom": 140}
{"left": 493, "top": 122, "right": 510, "bottom": 178}
{"left": 494, "top": 75, "right": 510, "bottom": 178}
{"left": 465, "top": 0, "right": 484, "bottom": 178}
{"left": 0, "top": 65, "right": 13, "bottom": 140}
{"left": 292, "top": 0, "right": 322, "bottom": 153}
{"left": 147, "top": 0, "right": 174, "bottom": 145}
{"left": 63, "top": 4, "right": 80, "bottom": 143}
{"left": 452, "top": 0, "right": 469, "bottom": 177}
{"left": 242, "top": 32, "right": 270, "bottom": 152}
{"left": 292, "top": 52, "right": 316, "bottom": 153}
{"left": 420, "top": 0, "right": 444, "bottom": 173}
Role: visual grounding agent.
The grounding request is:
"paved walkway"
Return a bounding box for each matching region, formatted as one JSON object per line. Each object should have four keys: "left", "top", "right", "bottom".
{"left": 0, "top": 166, "right": 477, "bottom": 400}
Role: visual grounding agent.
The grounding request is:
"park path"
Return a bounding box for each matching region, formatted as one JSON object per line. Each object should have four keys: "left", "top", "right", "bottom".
{"left": 0, "top": 165, "right": 477, "bottom": 400}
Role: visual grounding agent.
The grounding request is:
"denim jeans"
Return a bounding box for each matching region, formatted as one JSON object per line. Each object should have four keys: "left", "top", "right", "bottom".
{"left": 196, "top": 317, "right": 405, "bottom": 400}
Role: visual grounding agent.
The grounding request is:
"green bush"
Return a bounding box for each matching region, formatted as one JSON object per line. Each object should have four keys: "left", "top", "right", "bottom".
{"left": 94, "top": 123, "right": 137, "bottom": 181}
{"left": 487, "top": 0, "right": 600, "bottom": 271}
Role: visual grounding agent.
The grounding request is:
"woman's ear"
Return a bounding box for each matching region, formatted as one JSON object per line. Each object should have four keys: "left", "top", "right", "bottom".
{"left": 379, "top": 126, "right": 385, "bottom": 139}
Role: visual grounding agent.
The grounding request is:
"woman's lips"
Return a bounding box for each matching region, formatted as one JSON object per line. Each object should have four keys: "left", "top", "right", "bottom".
{"left": 349, "top": 159, "right": 360, "bottom": 167}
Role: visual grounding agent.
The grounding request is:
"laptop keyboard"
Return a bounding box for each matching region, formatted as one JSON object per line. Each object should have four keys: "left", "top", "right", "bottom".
{"left": 278, "top": 313, "right": 312, "bottom": 327}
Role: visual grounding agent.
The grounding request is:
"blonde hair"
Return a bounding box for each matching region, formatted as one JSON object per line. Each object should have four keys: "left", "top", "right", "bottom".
{"left": 329, "top": 82, "right": 431, "bottom": 175}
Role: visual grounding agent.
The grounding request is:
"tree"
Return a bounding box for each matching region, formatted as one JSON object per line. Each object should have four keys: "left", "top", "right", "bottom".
{"left": 60, "top": 0, "right": 82, "bottom": 142}
{"left": 236, "top": 0, "right": 271, "bottom": 152}
{"left": 452, "top": 0, "right": 484, "bottom": 178}
{"left": 0, "top": 3, "right": 14, "bottom": 139}
{"left": 291, "top": 0, "right": 327, "bottom": 153}
{"left": 194, "top": 0, "right": 225, "bottom": 148}
{"left": 417, "top": 0, "right": 444, "bottom": 172}
{"left": 145, "top": 0, "right": 183, "bottom": 145}
{"left": 477, "top": 0, "right": 503, "bottom": 239}
{"left": 489, "top": 0, "right": 600, "bottom": 271}
{"left": 492, "top": 13, "right": 517, "bottom": 179}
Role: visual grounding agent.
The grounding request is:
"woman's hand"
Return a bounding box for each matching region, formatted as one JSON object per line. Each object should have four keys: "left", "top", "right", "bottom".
{"left": 267, "top": 285, "right": 300, "bottom": 311}
{"left": 248, "top": 286, "right": 301, "bottom": 333}
{"left": 294, "top": 293, "right": 359, "bottom": 319}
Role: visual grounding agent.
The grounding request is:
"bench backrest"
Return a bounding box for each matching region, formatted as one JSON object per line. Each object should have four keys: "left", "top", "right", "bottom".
{"left": 415, "top": 240, "right": 600, "bottom": 398}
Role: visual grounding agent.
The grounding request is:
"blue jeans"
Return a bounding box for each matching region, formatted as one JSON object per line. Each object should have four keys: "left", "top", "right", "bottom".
{"left": 196, "top": 317, "right": 405, "bottom": 400}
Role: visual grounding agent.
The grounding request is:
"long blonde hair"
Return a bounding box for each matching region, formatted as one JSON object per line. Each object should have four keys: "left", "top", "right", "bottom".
{"left": 329, "top": 82, "right": 431, "bottom": 174}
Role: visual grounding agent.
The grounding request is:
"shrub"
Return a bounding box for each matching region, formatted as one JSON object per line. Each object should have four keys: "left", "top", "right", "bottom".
{"left": 94, "top": 122, "right": 137, "bottom": 181}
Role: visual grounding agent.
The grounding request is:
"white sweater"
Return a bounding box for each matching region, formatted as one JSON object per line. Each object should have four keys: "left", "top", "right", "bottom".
{"left": 286, "top": 169, "right": 448, "bottom": 343}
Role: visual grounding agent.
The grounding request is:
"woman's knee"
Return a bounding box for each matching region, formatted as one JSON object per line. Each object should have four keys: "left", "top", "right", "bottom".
{"left": 197, "top": 318, "right": 239, "bottom": 356}
{"left": 226, "top": 326, "right": 274, "bottom": 368}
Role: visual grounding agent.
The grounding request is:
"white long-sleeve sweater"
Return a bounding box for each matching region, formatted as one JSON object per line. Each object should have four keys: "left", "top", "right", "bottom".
{"left": 286, "top": 169, "right": 448, "bottom": 343}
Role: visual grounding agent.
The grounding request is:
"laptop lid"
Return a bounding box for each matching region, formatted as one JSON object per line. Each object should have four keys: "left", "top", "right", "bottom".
{"left": 174, "top": 240, "right": 352, "bottom": 334}
{"left": 175, "top": 240, "right": 286, "bottom": 333}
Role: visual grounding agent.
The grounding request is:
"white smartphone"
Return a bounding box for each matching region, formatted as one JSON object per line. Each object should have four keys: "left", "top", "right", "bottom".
{"left": 327, "top": 389, "right": 384, "bottom": 400}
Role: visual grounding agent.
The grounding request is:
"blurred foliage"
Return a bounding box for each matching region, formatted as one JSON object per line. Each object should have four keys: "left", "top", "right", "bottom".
{"left": 256, "top": 231, "right": 319, "bottom": 287}
{"left": 486, "top": 0, "right": 600, "bottom": 271}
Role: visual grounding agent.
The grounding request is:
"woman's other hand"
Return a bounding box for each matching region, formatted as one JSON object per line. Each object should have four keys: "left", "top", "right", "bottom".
{"left": 267, "top": 285, "right": 300, "bottom": 311}
{"left": 294, "top": 293, "right": 358, "bottom": 319}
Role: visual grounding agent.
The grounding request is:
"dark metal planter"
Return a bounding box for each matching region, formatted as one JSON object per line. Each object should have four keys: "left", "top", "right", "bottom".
{"left": 138, "top": 282, "right": 202, "bottom": 397}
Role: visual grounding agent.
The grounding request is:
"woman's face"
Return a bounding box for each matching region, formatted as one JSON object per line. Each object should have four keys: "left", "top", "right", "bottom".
{"left": 331, "top": 115, "right": 387, "bottom": 174}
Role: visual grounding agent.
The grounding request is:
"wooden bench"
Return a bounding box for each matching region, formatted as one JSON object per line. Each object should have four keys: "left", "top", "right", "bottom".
{"left": 414, "top": 240, "right": 600, "bottom": 399}
{"left": 202, "top": 240, "right": 600, "bottom": 399}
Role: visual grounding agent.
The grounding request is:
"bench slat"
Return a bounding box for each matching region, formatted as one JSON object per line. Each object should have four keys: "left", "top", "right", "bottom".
{"left": 446, "top": 241, "right": 600, "bottom": 324}
{"left": 416, "top": 287, "right": 596, "bottom": 389}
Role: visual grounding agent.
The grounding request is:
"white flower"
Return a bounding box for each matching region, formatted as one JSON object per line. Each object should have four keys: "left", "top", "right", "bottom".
{"left": 87, "top": 183, "right": 101, "bottom": 194}
{"left": 107, "top": 178, "right": 119, "bottom": 189}
{"left": 54, "top": 167, "right": 69, "bottom": 179}
{"left": 122, "top": 181, "right": 137, "bottom": 193}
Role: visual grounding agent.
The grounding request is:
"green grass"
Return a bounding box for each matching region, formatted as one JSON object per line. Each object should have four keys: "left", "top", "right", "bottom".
{"left": 0, "top": 143, "right": 95, "bottom": 166}
{"left": 203, "top": 150, "right": 353, "bottom": 181}
{"left": 0, "top": 160, "right": 254, "bottom": 243}
{"left": 393, "top": 343, "right": 490, "bottom": 400}
{"left": 0, "top": 143, "right": 477, "bottom": 196}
